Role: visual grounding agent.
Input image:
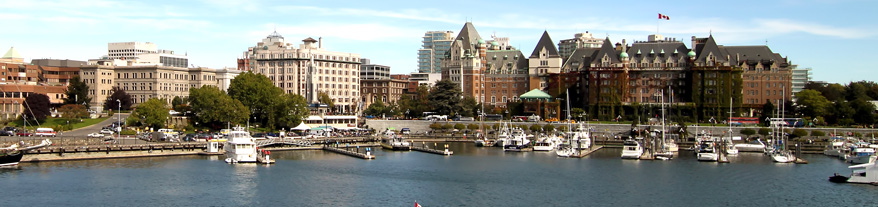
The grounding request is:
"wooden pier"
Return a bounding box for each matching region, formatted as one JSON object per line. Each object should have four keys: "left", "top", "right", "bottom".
{"left": 570, "top": 146, "right": 604, "bottom": 158}
{"left": 322, "top": 146, "right": 375, "bottom": 159}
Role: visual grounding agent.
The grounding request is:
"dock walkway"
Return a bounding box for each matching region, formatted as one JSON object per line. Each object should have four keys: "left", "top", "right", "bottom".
{"left": 322, "top": 146, "right": 375, "bottom": 159}
{"left": 571, "top": 146, "right": 604, "bottom": 158}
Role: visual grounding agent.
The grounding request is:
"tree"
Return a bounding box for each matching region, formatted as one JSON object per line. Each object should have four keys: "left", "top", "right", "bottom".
{"left": 829, "top": 100, "right": 855, "bottom": 126}
{"left": 22, "top": 93, "right": 50, "bottom": 123}
{"left": 791, "top": 129, "right": 809, "bottom": 138}
{"left": 58, "top": 104, "right": 88, "bottom": 120}
{"left": 529, "top": 124, "right": 543, "bottom": 132}
{"left": 850, "top": 98, "right": 876, "bottom": 125}
{"left": 458, "top": 96, "right": 479, "bottom": 117}
{"left": 454, "top": 123, "right": 465, "bottom": 130}
{"left": 810, "top": 130, "right": 825, "bottom": 137}
{"left": 571, "top": 108, "right": 586, "bottom": 121}
{"left": 318, "top": 91, "right": 335, "bottom": 112}
{"left": 133, "top": 98, "right": 170, "bottom": 128}
{"left": 759, "top": 100, "right": 775, "bottom": 127}
{"left": 228, "top": 72, "right": 283, "bottom": 126}
{"left": 467, "top": 123, "right": 479, "bottom": 130}
{"left": 172, "top": 96, "right": 184, "bottom": 110}
{"left": 795, "top": 89, "right": 831, "bottom": 118}
{"left": 363, "top": 99, "right": 386, "bottom": 116}
{"left": 104, "top": 86, "right": 133, "bottom": 111}
{"left": 428, "top": 79, "right": 461, "bottom": 115}
{"left": 543, "top": 124, "right": 556, "bottom": 132}
{"left": 740, "top": 128, "right": 756, "bottom": 138}
{"left": 267, "top": 93, "right": 309, "bottom": 129}
{"left": 190, "top": 86, "right": 250, "bottom": 129}
{"left": 63, "top": 76, "right": 90, "bottom": 108}
{"left": 758, "top": 128, "right": 771, "bottom": 137}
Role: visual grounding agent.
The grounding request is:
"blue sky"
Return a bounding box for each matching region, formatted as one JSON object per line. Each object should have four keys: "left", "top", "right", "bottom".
{"left": 1, "top": 0, "right": 875, "bottom": 84}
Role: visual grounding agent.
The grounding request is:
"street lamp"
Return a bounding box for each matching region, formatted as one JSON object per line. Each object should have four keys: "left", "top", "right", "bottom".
{"left": 117, "top": 99, "right": 121, "bottom": 140}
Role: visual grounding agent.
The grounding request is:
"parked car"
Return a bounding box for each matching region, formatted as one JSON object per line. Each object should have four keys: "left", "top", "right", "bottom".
{"left": 16, "top": 131, "right": 33, "bottom": 136}
{"left": 0, "top": 130, "right": 12, "bottom": 136}
{"left": 87, "top": 133, "right": 104, "bottom": 138}
{"left": 100, "top": 129, "right": 115, "bottom": 134}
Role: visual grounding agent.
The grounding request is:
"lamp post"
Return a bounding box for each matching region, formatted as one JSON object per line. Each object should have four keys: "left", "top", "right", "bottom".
{"left": 117, "top": 99, "right": 121, "bottom": 140}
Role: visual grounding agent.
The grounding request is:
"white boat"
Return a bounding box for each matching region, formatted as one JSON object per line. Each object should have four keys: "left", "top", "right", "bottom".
{"left": 696, "top": 138, "right": 719, "bottom": 162}
{"left": 503, "top": 128, "right": 531, "bottom": 152}
{"left": 224, "top": 127, "right": 260, "bottom": 163}
{"left": 381, "top": 135, "right": 412, "bottom": 151}
{"left": 735, "top": 139, "right": 767, "bottom": 153}
{"left": 568, "top": 124, "right": 592, "bottom": 150}
{"left": 533, "top": 134, "right": 561, "bottom": 151}
{"left": 555, "top": 144, "right": 575, "bottom": 157}
{"left": 830, "top": 156, "right": 878, "bottom": 184}
{"left": 848, "top": 147, "right": 875, "bottom": 164}
{"left": 823, "top": 138, "right": 847, "bottom": 157}
{"left": 724, "top": 138, "right": 738, "bottom": 155}
{"left": 493, "top": 123, "right": 511, "bottom": 147}
{"left": 770, "top": 150, "right": 796, "bottom": 163}
{"left": 621, "top": 140, "right": 643, "bottom": 159}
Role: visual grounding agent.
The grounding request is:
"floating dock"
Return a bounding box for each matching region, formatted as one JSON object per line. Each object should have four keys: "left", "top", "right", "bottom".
{"left": 411, "top": 146, "right": 453, "bottom": 155}
{"left": 571, "top": 146, "right": 604, "bottom": 158}
{"left": 323, "top": 146, "right": 375, "bottom": 159}
{"left": 794, "top": 157, "right": 809, "bottom": 164}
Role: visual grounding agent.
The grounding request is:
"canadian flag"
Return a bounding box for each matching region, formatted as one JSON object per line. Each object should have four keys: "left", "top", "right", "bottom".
{"left": 658, "top": 13, "right": 670, "bottom": 20}
{"left": 415, "top": 202, "right": 423, "bottom": 207}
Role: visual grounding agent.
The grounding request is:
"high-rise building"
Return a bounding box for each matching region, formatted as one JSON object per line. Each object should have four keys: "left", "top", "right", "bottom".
{"left": 242, "top": 32, "right": 361, "bottom": 113}
{"left": 102, "top": 42, "right": 189, "bottom": 68}
{"left": 558, "top": 32, "right": 603, "bottom": 60}
{"left": 418, "top": 31, "right": 454, "bottom": 73}
{"left": 791, "top": 67, "right": 810, "bottom": 95}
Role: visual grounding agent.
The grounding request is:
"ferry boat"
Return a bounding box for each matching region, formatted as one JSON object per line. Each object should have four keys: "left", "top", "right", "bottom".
{"left": 620, "top": 139, "right": 643, "bottom": 159}
{"left": 224, "top": 127, "right": 265, "bottom": 163}
{"left": 381, "top": 135, "right": 412, "bottom": 151}
{"left": 0, "top": 139, "right": 51, "bottom": 166}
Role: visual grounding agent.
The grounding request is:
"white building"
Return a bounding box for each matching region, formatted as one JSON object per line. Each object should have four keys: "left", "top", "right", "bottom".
{"left": 243, "top": 31, "right": 362, "bottom": 113}
{"left": 557, "top": 32, "right": 603, "bottom": 60}
{"left": 791, "top": 67, "right": 811, "bottom": 95}
{"left": 95, "top": 42, "right": 189, "bottom": 68}
{"left": 409, "top": 72, "right": 441, "bottom": 87}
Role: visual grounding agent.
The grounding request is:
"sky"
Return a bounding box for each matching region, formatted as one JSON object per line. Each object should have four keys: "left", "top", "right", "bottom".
{"left": 1, "top": 0, "right": 875, "bottom": 84}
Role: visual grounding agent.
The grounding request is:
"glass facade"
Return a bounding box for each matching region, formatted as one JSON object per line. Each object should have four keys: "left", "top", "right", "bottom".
{"left": 418, "top": 31, "right": 454, "bottom": 73}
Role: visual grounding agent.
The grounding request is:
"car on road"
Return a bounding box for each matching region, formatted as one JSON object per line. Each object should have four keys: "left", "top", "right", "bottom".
{"left": 87, "top": 133, "right": 104, "bottom": 138}
{"left": 16, "top": 131, "right": 33, "bottom": 136}
{"left": 0, "top": 130, "right": 12, "bottom": 136}
{"left": 100, "top": 129, "right": 115, "bottom": 134}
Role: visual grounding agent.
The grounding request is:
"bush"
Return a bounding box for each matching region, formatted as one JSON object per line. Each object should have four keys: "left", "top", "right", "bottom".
{"left": 543, "top": 124, "right": 555, "bottom": 132}
{"left": 108, "top": 110, "right": 115, "bottom": 117}
{"left": 120, "top": 129, "right": 137, "bottom": 135}
{"left": 557, "top": 125, "right": 568, "bottom": 132}
{"left": 454, "top": 123, "right": 466, "bottom": 130}
{"left": 740, "top": 128, "right": 756, "bottom": 137}
{"left": 529, "top": 124, "right": 543, "bottom": 132}
{"left": 758, "top": 128, "right": 771, "bottom": 136}
{"left": 792, "top": 129, "right": 808, "bottom": 138}
{"left": 810, "top": 130, "right": 825, "bottom": 137}
{"left": 467, "top": 124, "right": 479, "bottom": 130}
{"left": 429, "top": 123, "right": 443, "bottom": 130}
{"left": 442, "top": 123, "right": 453, "bottom": 130}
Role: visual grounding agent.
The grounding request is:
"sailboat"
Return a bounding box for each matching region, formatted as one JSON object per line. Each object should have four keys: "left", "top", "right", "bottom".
{"left": 654, "top": 88, "right": 673, "bottom": 160}
{"left": 770, "top": 93, "right": 796, "bottom": 163}
{"left": 556, "top": 90, "right": 586, "bottom": 157}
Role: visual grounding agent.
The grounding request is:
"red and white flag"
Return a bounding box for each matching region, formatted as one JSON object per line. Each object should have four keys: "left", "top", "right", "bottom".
{"left": 658, "top": 13, "right": 670, "bottom": 20}
{"left": 415, "top": 202, "right": 422, "bottom": 207}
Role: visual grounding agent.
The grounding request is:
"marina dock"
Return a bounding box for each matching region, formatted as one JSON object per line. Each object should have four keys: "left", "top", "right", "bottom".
{"left": 570, "top": 146, "right": 604, "bottom": 158}
{"left": 322, "top": 146, "right": 375, "bottom": 159}
{"left": 411, "top": 146, "right": 453, "bottom": 155}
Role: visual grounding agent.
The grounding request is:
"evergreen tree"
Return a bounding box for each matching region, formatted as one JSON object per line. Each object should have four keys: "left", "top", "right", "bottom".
{"left": 63, "top": 76, "right": 90, "bottom": 108}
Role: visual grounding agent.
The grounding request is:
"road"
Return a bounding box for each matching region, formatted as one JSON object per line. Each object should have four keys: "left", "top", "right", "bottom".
{"left": 63, "top": 113, "right": 130, "bottom": 137}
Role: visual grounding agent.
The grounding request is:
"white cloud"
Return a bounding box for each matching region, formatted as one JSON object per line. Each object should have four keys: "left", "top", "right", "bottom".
{"left": 249, "top": 22, "right": 423, "bottom": 42}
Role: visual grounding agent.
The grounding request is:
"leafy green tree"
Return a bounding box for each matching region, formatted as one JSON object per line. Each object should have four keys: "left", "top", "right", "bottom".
{"left": 557, "top": 125, "right": 568, "bottom": 132}
{"left": 363, "top": 99, "right": 386, "bottom": 116}
{"left": 458, "top": 96, "right": 479, "bottom": 117}
{"left": 454, "top": 123, "right": 466, "bottom": 130}
{"left": 134, "top": 98, "right": 170, "bottom": 128}
{"left": 810, "top": 130, "right": 825, "bottom": 137}
{"left": 228, "top": 72, "right": 282, "bottom": 126}
{"left": 267, "top": 93, "right": 309, "bottom": 129}
{"left": 529, "top": 124, "right": 543, "bottom": 132}
{"left": 442, "top": 123, "right": 453, "bottom": 130}
{"left": 104, "top": 86, "right": 132, "bottom": 111}
{"left": 63, "top": 76, "right": 90, "bottom": 108}
{"left": 795, "top": 89, "right": 831, "bottom": 118}
{"left": 318, "top": 91, "right": 335, "bottom": 112}
{"left": 830, "top": 100, "right": 855, "bottom": 126}
{"left": 172, "top": 96, "right": 183, "bottom": 110}
{"left": 792, "top": 129, "right": 809, "bottom": 138}
{"left": 429, "top": 122, "right": 443, "bottom": 130}
{"left": 851, "top": 98, "right": 875, "bottom": 125}
{"left": 428, "top": 79, "right": 461, "bottom": 115}
{"left": 740, "top": 128, "right": 756, "bottom": 138}
{"left": 23, "top": 93, "right": 50, "bottom": 122}
{"left": 190, "top": 86, "right": 250, "bottom": 128}
{"left": 467, "top": 123, "right": 479, "bottom": 130}
{"left": 570, "top": 108, "right": 586, "bottom": 121}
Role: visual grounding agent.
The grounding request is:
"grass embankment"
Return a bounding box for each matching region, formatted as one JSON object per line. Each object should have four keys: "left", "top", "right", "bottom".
{"left": 7, "top": 117, "right": 110, "bottom": 131}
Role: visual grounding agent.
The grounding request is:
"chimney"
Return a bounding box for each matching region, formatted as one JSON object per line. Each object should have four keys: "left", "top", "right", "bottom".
{"left": 622, "top": 39, "right": 627, "bottom": 53}
{"left": 318, "top": 37, "right": 323, "bottom": 48}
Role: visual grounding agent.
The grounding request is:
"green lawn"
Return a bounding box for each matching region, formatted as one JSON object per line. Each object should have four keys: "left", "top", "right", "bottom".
{"left": 7, "top": 117, "right": 110, "bottom": 131}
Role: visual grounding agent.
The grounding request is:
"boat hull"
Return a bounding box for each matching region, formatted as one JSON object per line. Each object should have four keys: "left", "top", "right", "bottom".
{"left": 697, "top": 152, "right": 718, "bottom": 162}
{"left": 0, "top": 152, "right": 24, "bottom": 166}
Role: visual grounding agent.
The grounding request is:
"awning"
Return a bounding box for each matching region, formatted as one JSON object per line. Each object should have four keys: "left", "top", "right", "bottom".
{"left": 305, "top": 116, "right": 323, "bottom": 121}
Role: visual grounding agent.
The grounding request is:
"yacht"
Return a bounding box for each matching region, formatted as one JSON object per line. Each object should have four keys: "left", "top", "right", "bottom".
{"left": 533, "top": 134, "right": 561, "bottom": 151}
{"left": 0, "top": 139, "right": 51, "bottom": 166}
{"left": 493, "top": 123, "right": 511, "bottom": 147}
{"left": 620, "top": 139, "right": 643, "bottom": 159}
{"left": 724, "top": 138, "right": 739, "bottom": 155}
{"left": 555, "top": 144, "right": 575, "bottom": 157}
{"left": 823, "top": 138, "right": 847, "bottom": 157}
{"left": 830, "top": 156, "right": 878, "bottom": 184}
{"left": 568, "top": 124, "right": 592, "bottom": 150}
{"left": 847, "top": 145, "right": 876, "bottom": 164}
{"left": 224, "top": 127, "right": 259, "bottom": 163}
{"left": 503, "top": 128, "right": 531, "bottom": 152}
{"left": 696, "top": 138, "right": 719, "bottom": 162}
{"left": 735, "top": 138, "right": 767, "bottom": 153}
{"left": 770, "top": 150, "right": 796, "bottom": 163}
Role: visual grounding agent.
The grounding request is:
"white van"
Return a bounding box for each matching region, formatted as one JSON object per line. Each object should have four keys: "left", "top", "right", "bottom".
{"left": 35, "top": 128, "right": 56, "bottom": 137}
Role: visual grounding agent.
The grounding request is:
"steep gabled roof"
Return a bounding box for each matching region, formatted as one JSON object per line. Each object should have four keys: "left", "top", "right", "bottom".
{"left": 694, "top": 35, "right": 728, "bottom": 63}
{"left": 561, "top": 47, "right": 600, "bottom": 71}
{"left": 592, "top": 38, "right": 621, "bottom": 64}
{"left": 530, "top": 31, "right": 560, "bottom": 58}
{"left": 486, "top": 50, "right": 528, "bottom": 73}
{"left": 452, "top": 22, "right": 483, "bottom": 52}
{"left": 627, "top": 41, "right": 689, "bottom": 64}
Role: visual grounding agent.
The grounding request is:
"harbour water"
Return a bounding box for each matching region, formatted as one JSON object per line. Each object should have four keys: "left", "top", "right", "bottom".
{"left": 4, "top": 142, "right": 878, "bottom": 206}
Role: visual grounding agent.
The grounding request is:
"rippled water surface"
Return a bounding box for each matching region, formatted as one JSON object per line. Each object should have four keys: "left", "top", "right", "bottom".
{"left": 3, "top": 143, "right": 877, "bottom": 206}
